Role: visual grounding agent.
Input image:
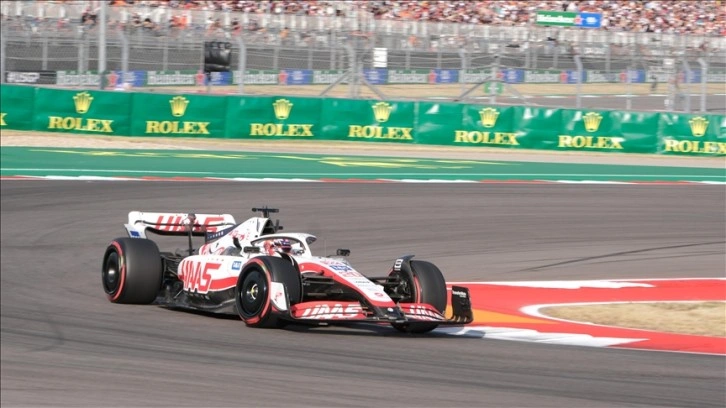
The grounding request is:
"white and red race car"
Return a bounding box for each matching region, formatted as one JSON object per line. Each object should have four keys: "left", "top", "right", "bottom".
{"left": 102, "top": 207, "right": 473, "bottom": 333}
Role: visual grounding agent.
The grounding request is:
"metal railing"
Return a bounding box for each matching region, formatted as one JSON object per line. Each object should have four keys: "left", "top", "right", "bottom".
{"left": 2, "top": 2, "right": 724, "bottom": 113}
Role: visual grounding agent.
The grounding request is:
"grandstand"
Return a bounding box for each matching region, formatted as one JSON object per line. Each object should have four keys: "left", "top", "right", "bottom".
{"left": 1, "top": 1, "right": 724, "bottom": 111}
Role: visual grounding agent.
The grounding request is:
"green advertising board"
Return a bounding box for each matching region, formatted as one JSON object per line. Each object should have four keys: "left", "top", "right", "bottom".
{"left": 321, "top": 99, "right": 416, "bottom": 143}
{"left": 417, "top": 102, "right": 526, "bottom": 149}
{"left": 225, "top": 95, "right": 323, "bottom": 139}
{"left": 510, "top": 106, "right": 563, "bottom": 150}
{"left": 535, "top": 11, "right": 578, "bottom": 26}
{"left": 658, "top": 113, "right": 726, "bottom": 155}
{"left": 555, "top": 110, "right": 659, "bottom": 154}
{"left": 130, "top": 92, "right": 227, "bottom": 137}
{"left": 0, "top": 85, "right": 36, "bottom": 131}
{"left": 32, "top": 87, "right": 131, "bottom": 135}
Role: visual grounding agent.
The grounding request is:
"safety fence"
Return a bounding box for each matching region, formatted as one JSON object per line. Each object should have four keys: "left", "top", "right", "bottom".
{"left": 1, "top": 84, "right": 723, "bottom": 156}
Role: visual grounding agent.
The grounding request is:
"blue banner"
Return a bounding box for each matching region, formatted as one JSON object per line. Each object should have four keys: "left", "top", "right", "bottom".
{"left": 623, "top": 70, "right": 646, "bottom": 83}
{"left": 500, "top": 69, "right": 525, "bottom": 84}
{"left": 208, "top": 71, "right": 233, "bottom": 86}
{"left": 560, "top": 70, "right": 583, "bottom": 84}
{"left": 577, "top": 13, "right": 602, "bottom": 28}
{"left": 279, "top": 69, "right": 313, "bottom": 85}
{"left": 363, "top": 69, "right": 388, "bottom": 85}
{"left": 431, "top": 69, "right": 459, "bottom": 84}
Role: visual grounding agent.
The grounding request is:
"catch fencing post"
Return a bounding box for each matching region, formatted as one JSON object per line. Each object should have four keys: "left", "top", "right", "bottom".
{"left": 574, "top": 54, "right": 583, "bottom": 109}
{"left": 237, "top": 36, "right": 246, "bottom": 95}
{"left": 120, "top": 30, "right": 129, "bottom": 89}
{"left": 99, "top": 0, "right": 107, "bottom": 89}
{"left": 458, "top": 48, "right": 467, "bottom": 95}
{"left": 697, "top": 57, "right": 707, "bottom": 113}
{"left": 625, "top": 66, "right": 633, "bottom": 111}
{"left": 681, "top": 60, "right": 692, "bottom": 113}
{"left": 0, "top": 22, "right": 5, "bottom": 84}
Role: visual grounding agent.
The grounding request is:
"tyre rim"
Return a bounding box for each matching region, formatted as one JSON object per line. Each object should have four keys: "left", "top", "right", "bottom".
{"left": 239, "top": 270, "right": 267, "bottom": 317}
{"left": 103, "top": 252, "right": 120, "bottom": 294}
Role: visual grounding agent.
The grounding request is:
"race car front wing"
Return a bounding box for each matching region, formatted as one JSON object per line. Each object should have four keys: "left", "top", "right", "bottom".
{"left": 285, "top": 286, "right": 473, "bottom": 325}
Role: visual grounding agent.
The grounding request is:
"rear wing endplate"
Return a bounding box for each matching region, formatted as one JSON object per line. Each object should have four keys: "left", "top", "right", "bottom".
{"left": 124, "top": 211, "right": 237, "bottom": 239}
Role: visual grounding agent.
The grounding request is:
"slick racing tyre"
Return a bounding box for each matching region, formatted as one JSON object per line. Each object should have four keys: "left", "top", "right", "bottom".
{"left": 235, "top": 256, "right": 302, "bottom": 328}
{"left": 102, "top": 238, "right": 163, "bottom": 304}
{"left": 390, "top": 260, "right": 447, "bottom": 334}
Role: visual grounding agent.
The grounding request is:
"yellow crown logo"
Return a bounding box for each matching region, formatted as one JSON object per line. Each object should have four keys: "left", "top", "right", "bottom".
{"left": 689, "top": 116, "right": 709, "bottom": 137}
{"left": 273, "top": 99, "right": 293, "bottom": 120}
{"left": 169, "top": 96, "right": 189, "bottom": 117}
{"left": 372, "top": 102, "right": 392, "bottom": 123}
{"left": 73, "top": 92, "right": 93, "bottom": 114}
{"left": 479, "top": 107, "right": 500, "bottom": 128}
{"left": 583, "top": 112, "right": 603, "bottom": 132}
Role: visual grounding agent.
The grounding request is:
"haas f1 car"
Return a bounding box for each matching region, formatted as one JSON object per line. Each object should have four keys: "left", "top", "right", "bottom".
{"left": 102, "top": 207, "right": 473, "bottom": 333}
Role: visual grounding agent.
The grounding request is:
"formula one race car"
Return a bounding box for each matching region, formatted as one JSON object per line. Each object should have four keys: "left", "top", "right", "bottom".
{"left": 101, "top": 207, "right": 473, "bottom": 333}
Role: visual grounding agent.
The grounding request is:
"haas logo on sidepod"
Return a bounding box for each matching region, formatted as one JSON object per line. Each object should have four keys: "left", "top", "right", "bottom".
{"left": 179, "top": 261, "right": 221, "bottom": 293}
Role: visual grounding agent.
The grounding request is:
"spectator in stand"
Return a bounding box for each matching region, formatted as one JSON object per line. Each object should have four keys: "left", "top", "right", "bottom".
{"left": 17, "top": 1, "right": 726, "bottom": 36}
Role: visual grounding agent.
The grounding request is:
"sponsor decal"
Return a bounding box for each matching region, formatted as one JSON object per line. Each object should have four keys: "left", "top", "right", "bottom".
{"left": 231, "top": 261, "right": 242, "bottom": 271}
{"left": 557, "top": 112, "right": 624, "bottom": 151}
{"left": 454, "top": 107, "right": 519, "bottom": 146}
{"left": 47, "top": 91, "right": 115, "bottom": 133}
{"left": 312, "top": 70, "right": 345, "bottom": 85}
{"left": 249, "top": 98, "right": 315, "bottom": 137}
{"left": 347, "top": 102, "right": 414, "bottom": 141}
{"left": 233, "top": 70, "right": 278, "bottom": 85}
{"left": 388, "top": 69, "right": 428, "bottom": 84}
{"left": 144, "top": 96, "right": 211, "bottom": 135}
{"left": 300, "top": 303, "right": 363, "bottom": 319}
{"left": 663, "top": 116, "right": 726, "bottom": 154}
{"left": 153, "top": 215, "right": 226, "bottom": 233}
{"left": 5, "top": 71, "right": 57, "bottom": 84}
{"left": 146, "top": 71, "right": 198, "bottom": 86}
{"left": 129, "top": 230, "right": 141, "bottom": 238}
{"left": 178, "top": 261, "right": 221, "bottom": 293}
{"left": 57, "top": 71, "right": 101, "bottom": 86}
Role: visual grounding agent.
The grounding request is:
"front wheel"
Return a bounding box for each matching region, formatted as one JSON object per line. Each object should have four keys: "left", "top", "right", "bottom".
{"left": 389, "top": 260, "right": 447, "bottom": 334}
{"left": 235, "top": 256, "right": 301, "bottom": 328}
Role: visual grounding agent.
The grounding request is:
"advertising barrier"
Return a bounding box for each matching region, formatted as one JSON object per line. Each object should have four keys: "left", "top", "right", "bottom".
{"left": 5, "top": 69, "right": 725, "bottom": 87}
{"left": 1, "top": 84, "right": 723, "bottom": 156}
{"left": 226, "top": 95, "right": 323, "bottom": 139}
{"left": 0, "top": 84, "right": 35, "bottom": 130}
{"left": 32, "top": 87, "right": 132, "bottom": 135}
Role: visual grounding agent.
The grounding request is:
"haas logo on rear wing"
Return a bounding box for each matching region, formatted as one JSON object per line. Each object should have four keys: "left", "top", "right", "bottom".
{"left": 124, "top": 211, "right": 237, "bottom": 239}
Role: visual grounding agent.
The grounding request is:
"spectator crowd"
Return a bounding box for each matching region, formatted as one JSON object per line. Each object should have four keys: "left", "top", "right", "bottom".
{"left": 105, "top": 0, "right": 725, "bottom": 35}
{"left": 3, "top": 1, "right": 725, "bottom": 36}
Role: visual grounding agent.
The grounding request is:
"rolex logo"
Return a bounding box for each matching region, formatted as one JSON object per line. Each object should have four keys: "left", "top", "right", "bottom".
{"left": 689, "top": 116, "right": 709, "bottom": 137}
{"left": 372, "top": 102, "right": 392, "bottom": 123}
{"left": 169, "top": 96, "right": 189, "bottom": 117}
{"left": 273, "top": 99, "right": 293, "bottom": 120}
{"left": 479, "top": 107, "right": 499, "bottom": 128}
{"left": 73, "top": 92, "right": 93, "bottom": 114}
{"left": 583, "top": 112, "right": 603, "bottom": 132}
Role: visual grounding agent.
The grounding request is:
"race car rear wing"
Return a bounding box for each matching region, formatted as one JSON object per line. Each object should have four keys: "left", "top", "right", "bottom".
{"left": 124, "top": 211, "right": 237, "bottom": 239}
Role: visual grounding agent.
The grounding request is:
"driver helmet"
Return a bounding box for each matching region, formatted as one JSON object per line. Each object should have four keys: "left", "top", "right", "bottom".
{"left": 274, "top": 238, "right": 293, "bottom": 253}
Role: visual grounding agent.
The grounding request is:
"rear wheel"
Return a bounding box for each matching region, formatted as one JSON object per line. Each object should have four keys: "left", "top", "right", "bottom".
{"left": 102, "top": 238, "right": 163, "bottom": 304}
{"left": 389, "top": 260, "right": 447, "bottom": 333}
{"left": 235, "top": 256, "right": 301, "bottom": 328}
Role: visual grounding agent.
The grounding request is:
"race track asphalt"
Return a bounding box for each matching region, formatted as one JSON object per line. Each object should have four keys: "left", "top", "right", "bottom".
{"left": 1, "top": 181, "right": 724, "bottom": 407}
